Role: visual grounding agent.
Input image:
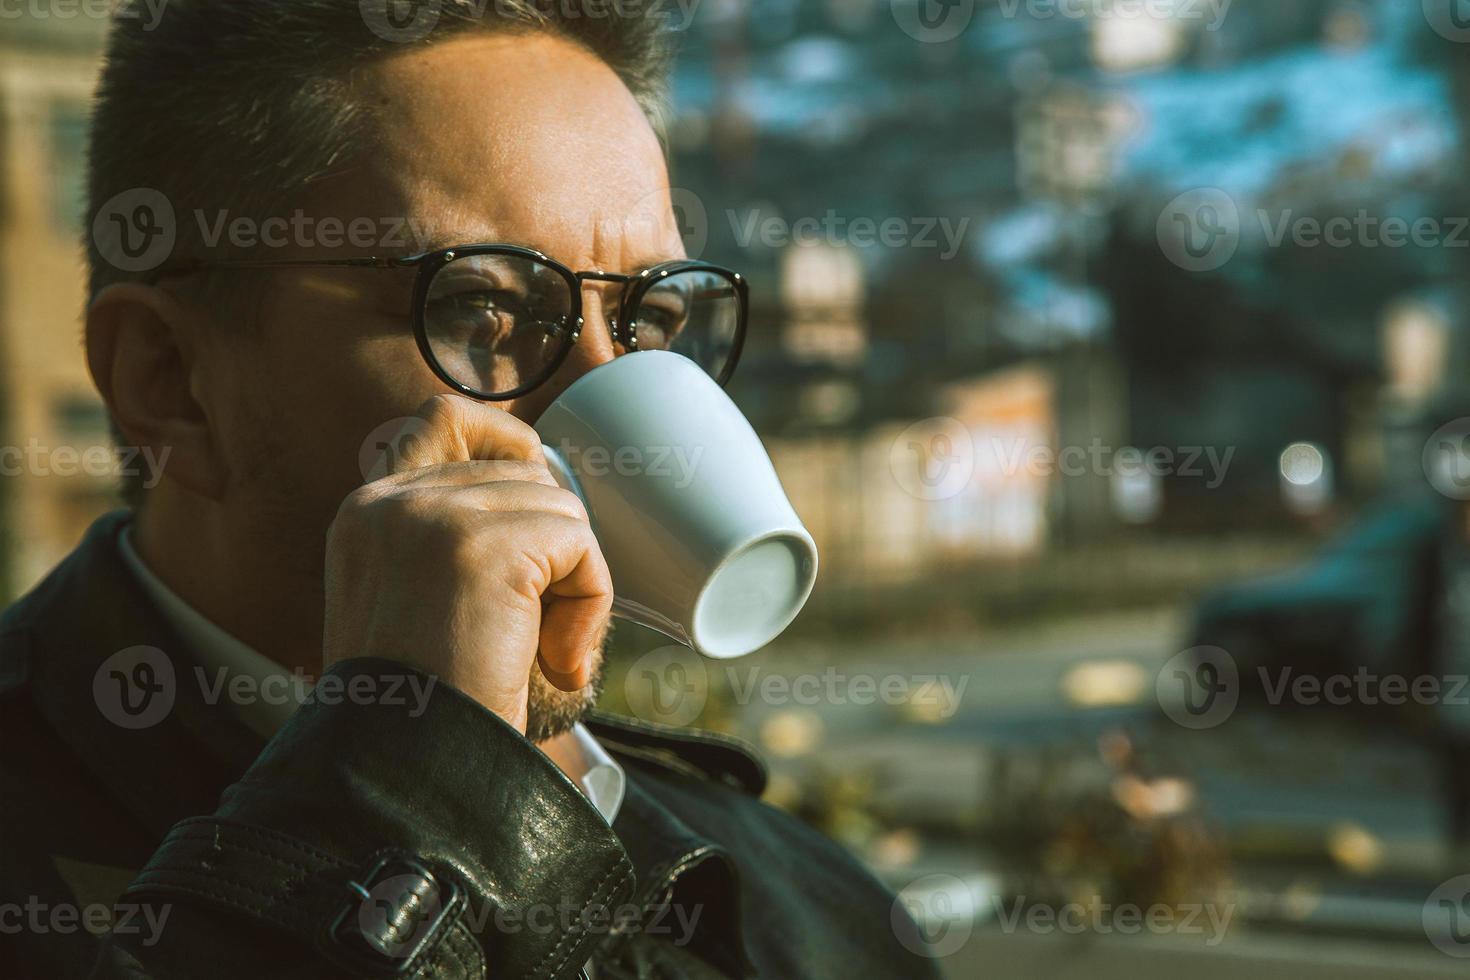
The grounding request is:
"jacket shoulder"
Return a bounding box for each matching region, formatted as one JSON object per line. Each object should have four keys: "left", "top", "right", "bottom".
{"left": 585, "top": 711, "right": 767, "bottom": 797}
{"left": 0, "top": 627, "right": 31, "bottom": 697}
{"left": 0, "top": 511, "right": 134, "bottom": 697}
{"left": 0, "top": 588, "right": 46, "bottom": 697}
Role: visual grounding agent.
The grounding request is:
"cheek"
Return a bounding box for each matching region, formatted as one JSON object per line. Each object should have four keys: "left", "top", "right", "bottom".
{"left": 314, "top": 332, "right": 456, "bottom": 487}
{"left": 231, "top": 318, "right": 442, "bottom": 496}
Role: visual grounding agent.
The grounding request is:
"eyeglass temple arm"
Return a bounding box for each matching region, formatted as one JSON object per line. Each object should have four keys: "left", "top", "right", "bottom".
{"left": 142, "top": 255, "right": 421, "bottom": 285}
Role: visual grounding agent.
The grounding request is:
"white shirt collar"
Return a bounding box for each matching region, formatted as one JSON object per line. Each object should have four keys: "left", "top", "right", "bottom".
{"left": 115, "top": 525, "right": 624, "bottom": 824}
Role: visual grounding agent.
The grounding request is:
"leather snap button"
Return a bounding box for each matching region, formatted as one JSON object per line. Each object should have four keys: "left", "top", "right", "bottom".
{"left": 321, "top": 853, "right": 464, "bottom": 976}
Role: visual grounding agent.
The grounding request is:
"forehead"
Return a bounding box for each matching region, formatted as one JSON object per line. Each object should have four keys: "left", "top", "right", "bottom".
{"left": 351, "top": 31, "right": 679, "bottom": 263}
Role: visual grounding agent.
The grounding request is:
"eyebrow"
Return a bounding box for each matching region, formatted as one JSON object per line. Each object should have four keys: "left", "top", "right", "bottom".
{"left": 407, "top": 233, "right": 680, "bottom": 273}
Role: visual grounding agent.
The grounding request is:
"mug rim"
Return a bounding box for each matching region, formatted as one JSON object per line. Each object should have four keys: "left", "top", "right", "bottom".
{"left": 540, "top": 348, "right": 699, "bottom": 410}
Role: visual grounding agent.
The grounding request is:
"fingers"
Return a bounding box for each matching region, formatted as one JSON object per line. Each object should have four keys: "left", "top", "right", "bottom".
{"left": 376, "top": 459, "right": 560, "bottom": 493}
{"left": 431, "top": 481, "right": 588, "bottom": 524}
{"left": 389, "top": 393, "right": 544, "bottom": 474}
{"left": 532, "top": 519, "right": 613, "bottom": 691}
{"left": 355, "top": 394, "right": 611, "bottom": 698}
{"left": 538, "top": 602, "right": 610, "bottom": 690}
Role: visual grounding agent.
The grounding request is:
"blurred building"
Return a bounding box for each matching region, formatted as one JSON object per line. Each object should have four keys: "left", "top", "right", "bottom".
{"left": 674, "top": 0, "right": 1470, "bottom": 584}
{"left": 0, "top": 16, "right": 112, "bottom": 594}
{"left": 5, "top": 0, "right": 1470, "bottom": 601}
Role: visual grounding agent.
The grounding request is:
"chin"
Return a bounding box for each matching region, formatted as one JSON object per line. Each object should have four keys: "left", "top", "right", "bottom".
{"left": 525, "top": 643, "right": 607, "bottom": 744}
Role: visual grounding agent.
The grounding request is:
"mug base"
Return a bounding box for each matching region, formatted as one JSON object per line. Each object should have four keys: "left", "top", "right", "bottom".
{"left": 691, "top": 532, "right": 817, "bottom": 659}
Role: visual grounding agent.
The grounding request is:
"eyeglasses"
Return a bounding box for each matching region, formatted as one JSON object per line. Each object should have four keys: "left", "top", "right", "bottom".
{"left": 149, "top": 243, "right": 750, "bottom": 401}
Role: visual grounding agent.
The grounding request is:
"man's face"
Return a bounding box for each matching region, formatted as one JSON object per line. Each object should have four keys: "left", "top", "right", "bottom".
{"left": 195, "top": 32, "right": 683, "bottom": 733}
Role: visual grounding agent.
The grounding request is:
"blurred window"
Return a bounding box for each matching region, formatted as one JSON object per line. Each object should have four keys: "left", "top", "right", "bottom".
{"left": 48, "top": 102, "right": 88, "bottom": 234}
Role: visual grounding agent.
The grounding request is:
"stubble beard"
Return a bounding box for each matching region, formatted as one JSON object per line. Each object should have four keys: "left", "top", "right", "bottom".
{"left": 524, "top": 619, "right": 611, "bottom": 743}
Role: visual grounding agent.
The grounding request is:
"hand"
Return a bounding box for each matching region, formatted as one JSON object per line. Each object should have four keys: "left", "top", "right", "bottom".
{"left": 322, "top": 394, "right": 612, "bottom": 733}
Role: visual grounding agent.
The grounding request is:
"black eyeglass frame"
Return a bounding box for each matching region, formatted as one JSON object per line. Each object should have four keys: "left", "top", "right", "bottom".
{"left": 148, "top": 243, "right": 750, "bottom": 401}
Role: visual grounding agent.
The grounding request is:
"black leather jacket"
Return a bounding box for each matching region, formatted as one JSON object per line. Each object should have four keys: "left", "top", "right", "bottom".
{"left": 0, "top": 513, "right": 938, "bottom": 979}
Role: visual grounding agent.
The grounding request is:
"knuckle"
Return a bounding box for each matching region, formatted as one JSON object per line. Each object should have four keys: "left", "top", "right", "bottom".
{"left": 551, "top": 487, "right": 590, "bottom": 522}
{"left": 333, "top": 483, "right": 445, "bottom": 539}
{"left": 486, "top": 415, "right": 542, "bottom": 462}
{"left": 327, "top": 485, "right": 393, "bottom": 557}
{"left": 548, "top": 511, "right": 600, "bottom": 552}
{"left": 417, "top": 391, "right": 467, "bottom": 425}
{"left": 507, "top": 459, "right": 554, "bottom": 484}
{"left": 332, "top": 484, "right": 379, "bottom": 528}
{"left": 506, "top": 424, "right": 544, "bottom": 462}
{"left": 416, "top": 393, "right": 543, "bottom": 464}
{"left": 388, "top": 486, "right": 441, "bottom": 522}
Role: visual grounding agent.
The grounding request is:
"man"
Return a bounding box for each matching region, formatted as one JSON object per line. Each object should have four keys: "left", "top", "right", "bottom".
{"left": 0, "top": 2, "right": 939, "bottom": 977}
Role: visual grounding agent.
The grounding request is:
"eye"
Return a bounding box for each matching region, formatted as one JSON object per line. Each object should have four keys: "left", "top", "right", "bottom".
{"left": 634, "top": 291, "right": 692, "bottom": 349}
{"left": 429, "top": 288, "right": 532, "bottom": 325}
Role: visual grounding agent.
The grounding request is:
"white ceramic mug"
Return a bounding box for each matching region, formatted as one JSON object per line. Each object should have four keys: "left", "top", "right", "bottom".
{"left": 534, "top": 351, "right": 818, "bottom": 659}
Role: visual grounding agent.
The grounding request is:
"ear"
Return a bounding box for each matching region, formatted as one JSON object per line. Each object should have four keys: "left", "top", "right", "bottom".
{"left": 85, "top": 283, "right": 229, "bottom": 500}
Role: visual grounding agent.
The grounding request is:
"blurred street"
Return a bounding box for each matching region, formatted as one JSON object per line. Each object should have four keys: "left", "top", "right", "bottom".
{"left": 642, "top": 605, "right": 1467, "bottom": 977}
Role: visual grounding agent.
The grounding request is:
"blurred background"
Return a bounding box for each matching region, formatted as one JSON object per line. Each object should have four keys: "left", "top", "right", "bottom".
{"left": 5, "top": 1, "right": 1470, "bottom": 977}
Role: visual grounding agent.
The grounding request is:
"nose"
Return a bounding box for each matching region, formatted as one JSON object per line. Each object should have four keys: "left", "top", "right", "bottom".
{"left": 566, "top": 288, "right": 621, "bottom": 374}
{"left": 521, "top": 284, "right": 623, "bottom": 416}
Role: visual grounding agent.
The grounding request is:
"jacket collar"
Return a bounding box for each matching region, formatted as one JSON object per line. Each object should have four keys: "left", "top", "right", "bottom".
{"left": 590, "top": 713, "right": 761, "bottom": 976}
{"left": 610, "top": 775, "right": 755, "bottom": 977}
